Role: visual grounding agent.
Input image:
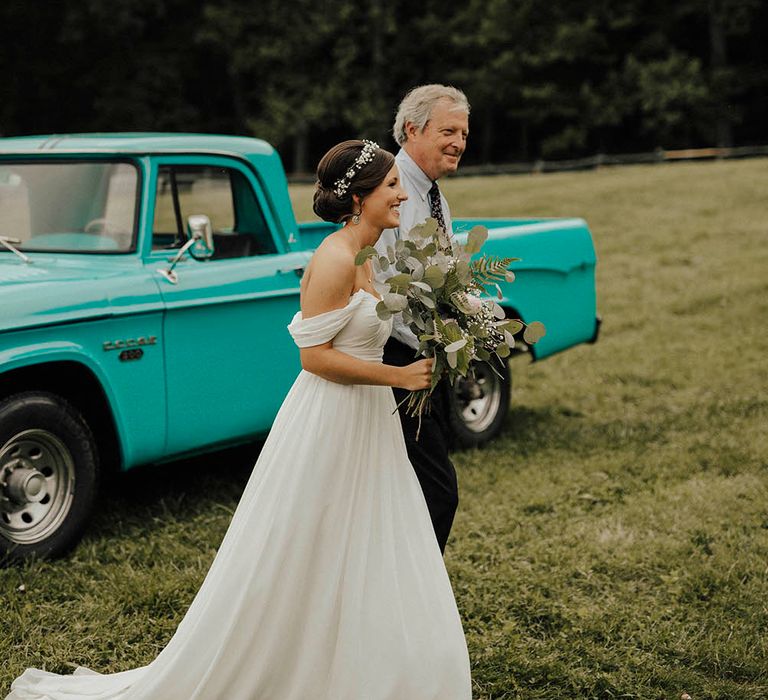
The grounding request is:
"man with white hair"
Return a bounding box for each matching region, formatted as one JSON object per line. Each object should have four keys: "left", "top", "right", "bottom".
{"left": 377, "top": 84, "right": 470, "bottom": 554}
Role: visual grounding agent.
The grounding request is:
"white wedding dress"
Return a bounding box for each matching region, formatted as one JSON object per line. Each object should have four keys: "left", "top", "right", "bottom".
{"left": 7, "top": 289, "right": 472, "bottom": 700}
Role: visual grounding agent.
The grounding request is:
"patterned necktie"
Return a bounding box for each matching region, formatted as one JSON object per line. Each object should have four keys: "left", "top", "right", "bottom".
{"left": 428, "top": 181, "right": 447, "bottom": 232}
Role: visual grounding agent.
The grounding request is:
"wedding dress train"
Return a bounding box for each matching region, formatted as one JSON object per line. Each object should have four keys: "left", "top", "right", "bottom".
{"left": 7, "top": 289, "right": 472, "bottom": 700}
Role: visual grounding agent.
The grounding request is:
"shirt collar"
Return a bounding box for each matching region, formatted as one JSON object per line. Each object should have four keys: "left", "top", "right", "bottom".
{"left": 395, "top": 148, "right": 434, "bottom": 203}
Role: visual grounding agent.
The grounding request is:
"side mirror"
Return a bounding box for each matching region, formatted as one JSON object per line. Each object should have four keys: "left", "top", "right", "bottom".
{"left": 158, "top": 214, "right": 215, "bottom": 284}
{"left": 187, "top": 214, "right": 214, "bottom": 260}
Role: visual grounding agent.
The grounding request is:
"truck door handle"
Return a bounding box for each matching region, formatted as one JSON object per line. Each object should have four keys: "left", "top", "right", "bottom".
{"left": 278, "top": 266, "right": 304, "bottom": 278}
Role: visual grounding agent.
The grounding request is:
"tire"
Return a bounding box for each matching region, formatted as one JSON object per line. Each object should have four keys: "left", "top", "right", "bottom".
{"left": 443, "top": 361, "right": 512, "bottom": 449}
{"left": 0, "top": 391, "right": 98, "bottom": 562}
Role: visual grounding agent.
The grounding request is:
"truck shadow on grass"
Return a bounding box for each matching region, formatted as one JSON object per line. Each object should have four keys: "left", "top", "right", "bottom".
{"left": 86, "top": 401, "right": 673, "bottom": 552}
{"left": 87, "top": 407, "right": 577, "bottom": 549}
{"left": 90, "top": 441, "right": 266, "bottom": 542}
{"left": 501, "top": 404, "right": 672, "bottom": 457}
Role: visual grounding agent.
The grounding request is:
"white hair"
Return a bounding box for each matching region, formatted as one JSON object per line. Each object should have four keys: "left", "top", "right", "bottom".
{"left": 392, "top": 84, "right": 470, "bottom": 146}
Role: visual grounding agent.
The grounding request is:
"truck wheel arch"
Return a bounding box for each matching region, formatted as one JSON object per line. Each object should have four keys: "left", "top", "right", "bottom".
{"left": 0, "top": 360, "right": 122, "bottom": 474}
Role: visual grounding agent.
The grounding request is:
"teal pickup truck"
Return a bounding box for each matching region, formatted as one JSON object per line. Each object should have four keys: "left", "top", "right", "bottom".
{"left": 0, "top": 134, "right": 599, "bottom": 560}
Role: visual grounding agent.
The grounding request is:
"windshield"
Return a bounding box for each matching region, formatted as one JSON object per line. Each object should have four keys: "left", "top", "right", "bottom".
{"left": 0, "top": 161, "right": 138, "bottom": 253}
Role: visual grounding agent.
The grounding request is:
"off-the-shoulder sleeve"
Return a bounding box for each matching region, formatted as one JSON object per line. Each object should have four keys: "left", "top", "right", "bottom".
{"left": 287, "top": 292, "right": 365, "bottom": 348}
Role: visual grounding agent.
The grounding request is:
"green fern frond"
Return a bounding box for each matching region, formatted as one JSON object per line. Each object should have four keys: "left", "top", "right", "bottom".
{"left": 471, "top": 256, "right": 517, "bottom": 284}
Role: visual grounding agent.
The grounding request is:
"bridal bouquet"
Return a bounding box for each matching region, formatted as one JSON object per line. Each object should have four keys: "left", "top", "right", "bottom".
{"left": 356, "top": 218, "right": 546, "bottom": 420}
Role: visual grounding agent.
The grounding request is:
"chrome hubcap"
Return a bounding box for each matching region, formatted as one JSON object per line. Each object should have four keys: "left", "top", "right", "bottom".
{"left": 5, "top": 463, "right": 48, "bottom": 503}
{"left": 0, "top": 430, "right": 76, "bottom": 545}
{"left": 453, "top": 364, "right": 503, "bottom": 433}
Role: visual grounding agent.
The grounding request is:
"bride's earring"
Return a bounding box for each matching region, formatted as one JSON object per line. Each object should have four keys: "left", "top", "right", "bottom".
{"left": 350, "top": 195, "right": 362, "bottom": 225}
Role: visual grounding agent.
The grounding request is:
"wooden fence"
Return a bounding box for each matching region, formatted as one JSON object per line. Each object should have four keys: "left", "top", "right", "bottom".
{"left": 289, "top": 145, "right": 768, "bottom": 182}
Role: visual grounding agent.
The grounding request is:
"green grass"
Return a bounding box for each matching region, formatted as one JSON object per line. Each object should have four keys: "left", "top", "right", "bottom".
{"left": 4, "top": 159, "right": 768, "bottom": 698}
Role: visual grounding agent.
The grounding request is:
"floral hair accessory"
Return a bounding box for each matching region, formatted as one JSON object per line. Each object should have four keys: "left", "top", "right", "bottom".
{"left": 333, "top": 140, "right": 379, "bottom": 198}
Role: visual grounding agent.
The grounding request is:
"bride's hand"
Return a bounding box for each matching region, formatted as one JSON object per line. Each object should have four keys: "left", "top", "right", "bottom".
{"left": 396, "top": 358, "right": 434, "bottom": 391}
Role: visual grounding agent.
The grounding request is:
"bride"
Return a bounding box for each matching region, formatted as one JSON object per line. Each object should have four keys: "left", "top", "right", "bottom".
{"left": 6, "top": 139, "right": 472, "bottom": 700}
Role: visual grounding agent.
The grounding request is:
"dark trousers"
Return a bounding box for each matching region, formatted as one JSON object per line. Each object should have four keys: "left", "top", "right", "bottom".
{"left": 383, "top": 337, "right": 458, "bottom": 554}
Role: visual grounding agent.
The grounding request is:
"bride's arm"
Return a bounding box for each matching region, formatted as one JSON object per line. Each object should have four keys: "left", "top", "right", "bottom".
{"left": 299, "top": 246, "right": 431, "bottom": 390}
{"left": 302, "top": 341, "right": 431, "bottom": 389}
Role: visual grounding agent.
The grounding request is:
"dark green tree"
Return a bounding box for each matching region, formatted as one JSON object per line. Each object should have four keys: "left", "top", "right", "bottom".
{"left": 1, "top": 0, "right": 767, "bottom": 162}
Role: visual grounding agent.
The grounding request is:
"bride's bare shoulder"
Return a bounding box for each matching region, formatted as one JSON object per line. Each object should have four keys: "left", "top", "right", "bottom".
{"left": 301, "top": 233, "right": 356, "bottom": 312}
{"left": 315, "top": 231, "right": 354, "bottom": 260}
{"left": 306, "top": 233, "right": 355, "bottom": 278}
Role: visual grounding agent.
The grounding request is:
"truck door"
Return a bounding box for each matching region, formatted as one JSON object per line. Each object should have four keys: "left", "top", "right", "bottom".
{"left": 148, "top": 156, "right": 309, "bottom": 457}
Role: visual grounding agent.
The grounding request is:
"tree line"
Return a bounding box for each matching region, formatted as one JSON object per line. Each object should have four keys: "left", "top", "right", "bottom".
{"left": 1, "top": 0, "right": 766, "bottom": 172}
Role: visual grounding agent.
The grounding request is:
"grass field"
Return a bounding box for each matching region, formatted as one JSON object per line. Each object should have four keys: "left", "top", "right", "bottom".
{"left": 3, "top": 159, "right": 767, "bottom": 698}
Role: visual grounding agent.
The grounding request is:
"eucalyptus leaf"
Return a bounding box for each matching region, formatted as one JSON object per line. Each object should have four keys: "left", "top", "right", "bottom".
{"left": 378, "top": 256, "right": 390, "bottom": 272}
{"left": 387, "top": 272, "right": 412, "bottom": 292}
{"left": 423, "top": 265, "right": 446, "bottom": 289}
{"left": 444, "top": 339, "right": 467, "bottom": 353}
{"left": 386, "top": 245, "right": 396, "bottom": 262}
{"left": 417, "top": 293, "right": 436, "bottom": 309}
{"left": 375, "top": 301, "right": 392, "bottom": 321}
{"left": 491, "top": 302, "right": 506, "bottom": 319}
{"left": 457, "top": 346, "right": 471, "bottom": 375}
{"left": 503, "top": 330, "right": 516, "bottom": 347}
{"left": 476, "top": 347, "right": 491, "bottom": 361}
{"left": 446, "top": 350, "right": 458, "bottom": 369}
{"left": 420, "top": 218, "right": 439, "bottom": 238}
{"left": 439, "top": 319, "right": 462, "bottom": 341}
{"left": 408, "top": 222, "right": 426, "bottom": 239}
{"left": 405, "top": 255, "right": 421, "bottom": 267}
{"left": 498, "top": 319, "right": 523, "bottom": 335}
{"left": 354, "top": 246, "right": 378, "bottom": 266}
{"left": 410, "top": 280, "right": 432, "bottom": 292}
{"left": 464, "top": 225, "right": 488, "bottom": 255}
{"left": 383, "top": 292, "right": 408, "bottom": 311}
{"left": 505, "top": 270, "right": 516, "bottom": 283}
{"left": 523, "top": 320, "right": 547, "bottom": 344}
{"left": 496, "top": 342, "right": 511, "bottom": 358}
{"left": 415, "top": 223, "right": 436, "bottom": 240}
{"left": 431, "top": 252, "right": 452, "bottom": 274}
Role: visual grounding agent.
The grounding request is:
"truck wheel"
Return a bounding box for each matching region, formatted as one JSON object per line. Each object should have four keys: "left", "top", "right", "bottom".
{"left": 0, "top": 392, "right": 98, "bottom": 561}
{"left": 444, "top": 361, "right": 512, "bottom": 449}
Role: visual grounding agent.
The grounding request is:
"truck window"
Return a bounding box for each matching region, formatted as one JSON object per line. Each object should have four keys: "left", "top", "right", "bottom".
{"left": 0, "top": 161, "right": 138, "bottom": 253}
{"left": 152, "top": 165, "right": 276, "bottom": 257}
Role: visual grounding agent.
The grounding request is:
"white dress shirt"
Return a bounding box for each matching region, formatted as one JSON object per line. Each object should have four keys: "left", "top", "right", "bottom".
{"left": 374, "top": 148, "right": 453, "bottom": 349}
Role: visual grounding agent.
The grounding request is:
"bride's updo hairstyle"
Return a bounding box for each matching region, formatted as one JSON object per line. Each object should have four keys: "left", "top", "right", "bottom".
{"left": 313, "top": 140, "right": 395, "bottom": 223}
